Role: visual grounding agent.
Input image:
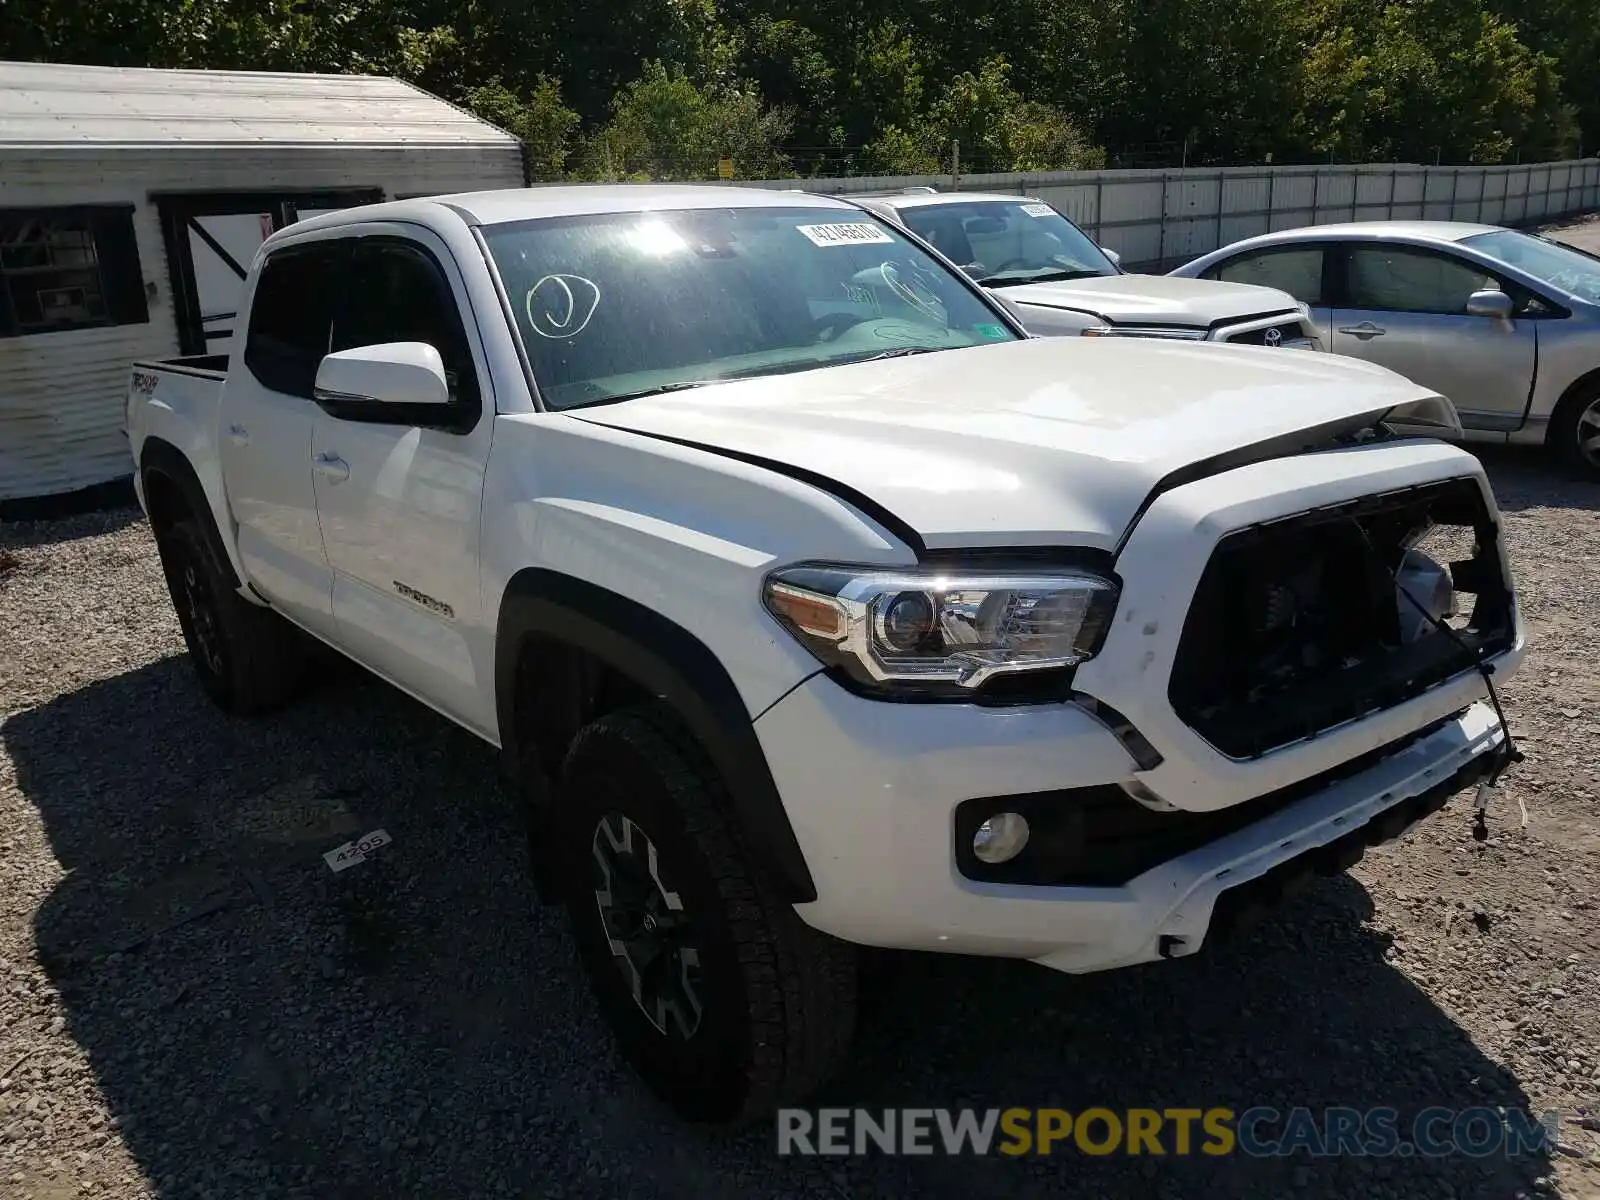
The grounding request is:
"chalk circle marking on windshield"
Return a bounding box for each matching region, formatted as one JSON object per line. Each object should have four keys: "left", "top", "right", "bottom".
{"left": 526, "top": 274, "right": 601, "bottom": 339}
{"left": 796, "top": 223, "right": 896, "bottom": 248}
{"left": 879, "top": 261, "right": 947, "bottom": 321}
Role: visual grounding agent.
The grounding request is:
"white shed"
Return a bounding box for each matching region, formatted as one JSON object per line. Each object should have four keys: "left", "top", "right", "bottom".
{"left": 0, "top": 61, "right": 524, "bottom": 507}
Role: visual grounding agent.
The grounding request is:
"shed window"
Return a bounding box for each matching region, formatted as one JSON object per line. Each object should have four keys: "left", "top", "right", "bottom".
{"left": 0, "top": 207, "right": 148, "bottom": 338}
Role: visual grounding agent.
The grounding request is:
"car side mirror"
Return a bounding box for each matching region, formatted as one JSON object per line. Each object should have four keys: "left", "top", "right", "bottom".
{"left": 1100, "top": 247, "right": 1122, "bottom": 269}
{"left": 1465, "top": 289, "right": 1514, "bottom": 320}
{"left": 315, "top": 342, "right": 450, "bottom": 407}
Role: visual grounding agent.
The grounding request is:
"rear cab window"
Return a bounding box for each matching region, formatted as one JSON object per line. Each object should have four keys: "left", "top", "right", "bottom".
{"left": 243, "top": 241, "right": 348, "bottom": 397}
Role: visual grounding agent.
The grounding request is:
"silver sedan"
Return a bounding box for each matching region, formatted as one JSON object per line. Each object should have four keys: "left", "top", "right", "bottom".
{"left": 1172, "top": 222, "right": 1600, "bottom": 476}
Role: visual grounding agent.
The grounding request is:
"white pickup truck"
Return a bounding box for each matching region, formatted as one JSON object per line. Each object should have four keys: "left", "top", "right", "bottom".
{"left": 126, "top": 184, "right": 1523, "bottom": 1128}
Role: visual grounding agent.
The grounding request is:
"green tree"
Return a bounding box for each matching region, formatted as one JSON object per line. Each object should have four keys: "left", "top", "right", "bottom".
{"left": 581, "top": 62, "right": 794, "bottom": 181}
{"left": 461, "top": 77, "right": 582, "bottom": 180}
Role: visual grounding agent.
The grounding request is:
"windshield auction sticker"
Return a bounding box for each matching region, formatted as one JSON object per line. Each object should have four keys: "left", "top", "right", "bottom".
{"left": 1021, "top": 203, "right": 1054, "bottom": 217}
{"left": 797, "top": 223, "right": 896, "bottom": 247}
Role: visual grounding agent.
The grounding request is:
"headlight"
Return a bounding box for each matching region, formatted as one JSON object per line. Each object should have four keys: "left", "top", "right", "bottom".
{"left": 763, "top": 564, "right": 1120, "bottom": 697}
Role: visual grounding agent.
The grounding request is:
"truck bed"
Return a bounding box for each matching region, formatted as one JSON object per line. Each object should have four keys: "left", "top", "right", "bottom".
{"left": 132, "top": 353, "right": 230, "bottom": 379}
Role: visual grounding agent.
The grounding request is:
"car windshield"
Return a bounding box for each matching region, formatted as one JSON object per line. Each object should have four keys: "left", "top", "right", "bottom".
{"left": 895, "top": 200, "right": 1117, "bottom": 286}
{"left": 1462, "top": 229, "right": 1600, "bottom": 303}
{"left": 480, "top": 205, "right": 1020, "bottom": 409}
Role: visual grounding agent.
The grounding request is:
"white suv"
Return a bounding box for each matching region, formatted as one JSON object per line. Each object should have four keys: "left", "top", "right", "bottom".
{"left": 857, "top": 188, "right": 1322, "bottom": 348}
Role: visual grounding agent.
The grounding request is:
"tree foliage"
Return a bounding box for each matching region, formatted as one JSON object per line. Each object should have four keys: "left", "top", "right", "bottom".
{"left": 2, "top": 0, "right": 1594, "bottom": 178}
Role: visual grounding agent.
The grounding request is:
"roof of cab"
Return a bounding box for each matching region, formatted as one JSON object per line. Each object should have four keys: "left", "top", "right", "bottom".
{"left": 274, "top": 184, "right": 872, "bottom": 246}
{"left": 437, "top": 184, "right": 860, "bottom": 226}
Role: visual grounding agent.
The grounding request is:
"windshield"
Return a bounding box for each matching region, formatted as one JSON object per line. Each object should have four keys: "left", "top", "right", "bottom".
{"left": 480, "top": 205, "right": 1020, "bottom": 409}
{"left": 896, "top": 199, "right": 1118, "bottom": 286}
{"left": 1462, "top": 230, "right": 1600, "bottom": 303}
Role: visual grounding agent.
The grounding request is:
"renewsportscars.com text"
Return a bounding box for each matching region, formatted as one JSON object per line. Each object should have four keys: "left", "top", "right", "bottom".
{"left": 776, "top": 1106, "right": 1561, "bottom": 1158}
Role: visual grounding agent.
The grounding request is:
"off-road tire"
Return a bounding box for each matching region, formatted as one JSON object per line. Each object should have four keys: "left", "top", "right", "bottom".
{"left": 553, "top": 702, "right": 857, "bottom": 1127}
{"left": 154, "top": 517, "right": 306, "bottom": 715}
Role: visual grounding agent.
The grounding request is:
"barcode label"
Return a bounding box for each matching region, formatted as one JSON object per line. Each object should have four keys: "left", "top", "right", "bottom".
{"left": 1021, "top": 203, "right": 1054, "bottom": 218}
{"left": 796, "top": 223, "right": 895, "bottom": 247}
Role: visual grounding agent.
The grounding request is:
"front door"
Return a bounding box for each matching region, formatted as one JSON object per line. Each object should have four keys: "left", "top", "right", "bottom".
{"left": 219, "top": 238, "right": 348, "bottom": 634}
{"left": 157, "top": 190, "right": 383, "bottom": 357}
{"left": 1329, "top": 243, "right": 1537, "bottom": 431}
{"left": 309, "top": 229, "right": 496, "bottom": 738}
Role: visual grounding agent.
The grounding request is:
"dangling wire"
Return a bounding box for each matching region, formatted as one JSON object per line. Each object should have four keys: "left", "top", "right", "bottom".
{"left": 1350, "top": 520, "right": 1523, "bottom": 835}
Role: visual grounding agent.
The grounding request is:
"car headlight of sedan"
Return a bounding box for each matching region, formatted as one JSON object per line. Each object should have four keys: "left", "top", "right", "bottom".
{"left": 762, "top": 564, "right": 1120, "bottom": 697}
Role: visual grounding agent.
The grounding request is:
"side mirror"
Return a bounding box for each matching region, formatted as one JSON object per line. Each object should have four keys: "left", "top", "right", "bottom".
{"left": 1465, "top": 289, "right": 1514, "bottom": 320}
{"left": 315, "top": 342, "right": 450, "bottom": 408}
{"left": 1100, "top": 246, "right": 1122, "bottom": 269}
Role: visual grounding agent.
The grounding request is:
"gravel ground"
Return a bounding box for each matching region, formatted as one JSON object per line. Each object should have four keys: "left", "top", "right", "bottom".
{"left": 3, "top": 450, "right": 1598, "bottom": 1200}
{"left": 1544, "top": 212, "right": 1600, "bottom": 256}
{"left": 3, "top": 473, "right": 1600, "bottom": 1198}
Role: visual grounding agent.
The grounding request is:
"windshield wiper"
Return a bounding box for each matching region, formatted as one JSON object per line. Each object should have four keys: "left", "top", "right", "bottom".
{"left": 595, "top": 347, "right": 950, "bottom": 404}
{"left": 977, "top": 268, "right": 1104, "bottom": 287}
{"left": 832, "top": 346, "right": 952, "bottom": 366}
{"left": 602, "top": 380, "right": 722, "bottom": 403}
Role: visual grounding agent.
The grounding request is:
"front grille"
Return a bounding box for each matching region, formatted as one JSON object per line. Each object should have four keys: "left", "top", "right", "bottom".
{"left": 1226, "top": 321, "right": 1307, "bottom": 346}
{"left": 1168, "top": 477, "right": 1515, "bottom": 760}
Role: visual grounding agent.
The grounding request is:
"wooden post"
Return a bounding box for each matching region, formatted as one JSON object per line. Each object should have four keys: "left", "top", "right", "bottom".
{"left": 951, "top": 139, "right": 961, "bottom": 192}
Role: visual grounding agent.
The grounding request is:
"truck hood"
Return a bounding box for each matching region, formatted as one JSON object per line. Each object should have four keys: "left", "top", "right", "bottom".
{"left": 568, "top": 337, "right": 1451, "bottom": 553}
{"left": 998, "top": 273, "right": 1298, "bottom": 327}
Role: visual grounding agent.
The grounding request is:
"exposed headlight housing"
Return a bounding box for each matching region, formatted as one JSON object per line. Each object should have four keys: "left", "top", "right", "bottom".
{"left": 763, "top": 564, "right": 1120, "bottom": 698}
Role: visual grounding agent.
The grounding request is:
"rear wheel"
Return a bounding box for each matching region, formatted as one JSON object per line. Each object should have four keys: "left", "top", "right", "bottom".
{"left": 154, "top": 517, "right": 306, "bottom": 714}
{"left": 1550, "top": 381, "right": 1600, "bottom": 479}
{"left": 553, "top": 703, "right": 856, "bottom": 1126}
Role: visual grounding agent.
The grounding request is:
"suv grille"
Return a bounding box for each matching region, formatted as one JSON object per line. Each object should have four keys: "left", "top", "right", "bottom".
{"left": 1168, "top": 478, "right": 1515, "bottom": 759}
{"left": 1227, "top": 321, "right": 1306, "bottom": 346}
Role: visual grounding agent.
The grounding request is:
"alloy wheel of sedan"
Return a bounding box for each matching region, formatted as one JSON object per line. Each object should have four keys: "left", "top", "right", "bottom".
{"left": 1576, "top": 395, "right": 1600, "bottom": 471}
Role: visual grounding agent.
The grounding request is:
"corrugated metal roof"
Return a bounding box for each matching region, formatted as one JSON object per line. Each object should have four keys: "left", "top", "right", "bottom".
{"left": 0, "top": 61, "right": 519, "bottom": 147}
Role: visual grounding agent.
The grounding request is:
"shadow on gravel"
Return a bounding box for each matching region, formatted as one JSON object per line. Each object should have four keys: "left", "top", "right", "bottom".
{"left": 7, "top": 657, "right": 1554, "bottom": 1199}
{"left": 0, "top": 503, "right": 146, "bottom": 551}
{"left": 1473, "top": 444, "right": 1600, "bottom": 514}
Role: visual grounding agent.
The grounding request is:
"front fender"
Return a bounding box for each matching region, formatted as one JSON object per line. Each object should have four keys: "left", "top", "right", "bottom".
{"left": 495, "top": 568, "right": 818, "bottom": 904}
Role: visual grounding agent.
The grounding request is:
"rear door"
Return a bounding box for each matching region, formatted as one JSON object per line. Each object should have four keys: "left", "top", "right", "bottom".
{"left": 1201, "top": 243, "right": 1334, "bottom": 338}
{"left": 309, "top": 230, "right": 496, "bottom": 738}
{"left": 221, "top": 239, "right": 347, "bottom": 633}
{"left": 1328, "top": 242, "right": 1536, "bottom": 430}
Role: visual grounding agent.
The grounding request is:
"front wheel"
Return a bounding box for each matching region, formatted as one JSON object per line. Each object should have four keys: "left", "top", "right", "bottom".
{"left": 1550, "top": 381, "right": 1600, "bottom": 479}
{"left": 553, "top": 703, "right": 857, "bottom": 1126}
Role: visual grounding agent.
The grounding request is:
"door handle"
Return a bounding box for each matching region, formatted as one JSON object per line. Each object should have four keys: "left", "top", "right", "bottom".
{"left": 227, "top": 423, "right": 250, "bottom": 446}
{"left": 1337, "top": 321, "right": 1386, "bottom": 339}
{"left": 312, "top": 452, "right": 350, "bottom": 483}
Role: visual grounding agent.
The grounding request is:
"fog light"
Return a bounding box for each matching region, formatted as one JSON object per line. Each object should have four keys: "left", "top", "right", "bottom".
{"left": 973, "top": 812, "right": 1030, "bottom": 864}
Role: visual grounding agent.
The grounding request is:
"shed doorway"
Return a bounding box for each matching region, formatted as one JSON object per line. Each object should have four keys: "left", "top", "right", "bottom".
{"left": 156, "top": 189, "right": 382, "bottom": 355}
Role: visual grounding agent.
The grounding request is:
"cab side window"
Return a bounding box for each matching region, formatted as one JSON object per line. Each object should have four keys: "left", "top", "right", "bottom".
{"left": 1207, "top": 246, "right": 1326, "bottom": 306}
{"left": 330, "top": 239, "right": 481, "bottom": 408}
{"left": 243, "top": 241, "right": 347, "bottom": 398}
